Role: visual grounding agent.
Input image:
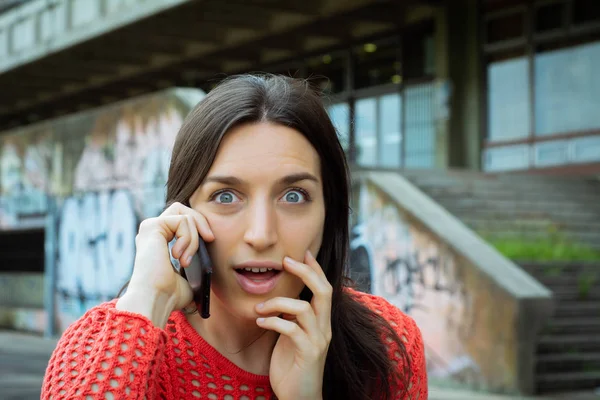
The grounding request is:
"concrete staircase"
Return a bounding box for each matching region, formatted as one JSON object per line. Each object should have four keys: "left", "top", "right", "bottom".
{"left": 522, "top": 262, "right": 600, "bottom": 393}
{"left": 402, "top": 170, "right": 600, "bottom": 250}
{"left": 402, "top": 170, "right": 600, "bottom": 394}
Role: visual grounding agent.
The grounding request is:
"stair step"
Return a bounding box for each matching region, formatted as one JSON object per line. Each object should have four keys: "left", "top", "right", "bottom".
{"left": 446, "top": 205, "right": 600, "bottom": 217}
{"left": 521, "top": 262, "right": 600, "bottom": 273}
{"left": 539, "top": 335, "right": 600, "bottom": 353}
{"left": 421, "top": 187, "right": 600, "bottom": 203}
{"left": 544, "top": 318, "right": 600, "bottom": 334}
{"left": 535, "top": 370, "right": 600, "bottom": 393}
{"left": 531, "top": 273, "right": 600, "bottom": 284}
{"left": 537, "top": 352, "right": 600, "bottom": 373}
{"left": 550, "top": 288, "right": 600, "bottom": 301}
{"left": 462, "top": 218, "right": 600, "bottom": 231}
{"left": 406, "top": 174, "right": 600, "bottom": 190}
{"left": 476, "top": 230, "right": 600, "bottom": 248}
{"left": 554, "top": 301, "right": 600, "bottom": 318}
{"left": 452, "top": 208, "right": 600, "bottom": 223}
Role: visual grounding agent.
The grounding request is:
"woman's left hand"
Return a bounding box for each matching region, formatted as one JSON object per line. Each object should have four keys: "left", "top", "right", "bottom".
{"left": 255, "top": 250, "right": 332, "bottom": 400}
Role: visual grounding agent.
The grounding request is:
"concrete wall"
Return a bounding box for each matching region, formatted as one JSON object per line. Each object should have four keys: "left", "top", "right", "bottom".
{"left": 0, "top": 272, "right": 44, "bottom": 308}
{"left": 350, "top": 171, "right": 553, "bottom": 395}
{"left": 0, "top": 272, "right": 45, "bottom": 332}
{"left": 0, "top": 88, "right": 204, "bottom": 334}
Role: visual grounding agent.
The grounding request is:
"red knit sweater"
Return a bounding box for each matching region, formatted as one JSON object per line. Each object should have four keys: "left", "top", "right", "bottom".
{"left": 42, "top": 289, "right": 427, "bottom": 399}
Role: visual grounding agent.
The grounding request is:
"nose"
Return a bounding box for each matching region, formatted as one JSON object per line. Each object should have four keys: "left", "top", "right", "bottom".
{"left": 243, "top": 199, "right": 278, "bottom": 251}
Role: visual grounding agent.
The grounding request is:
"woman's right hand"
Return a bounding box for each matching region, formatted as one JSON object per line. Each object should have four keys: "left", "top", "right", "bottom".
{"left": 115, "top": 202, "right": 214, "bottom": 327}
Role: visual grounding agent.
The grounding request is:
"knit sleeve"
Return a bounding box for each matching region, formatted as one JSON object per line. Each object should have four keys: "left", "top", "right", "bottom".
{"left": 41, "top": 301, "right": 170, "bottom": 400}
{"left": 392, "top": 312, "right": 428, "bottom": 400}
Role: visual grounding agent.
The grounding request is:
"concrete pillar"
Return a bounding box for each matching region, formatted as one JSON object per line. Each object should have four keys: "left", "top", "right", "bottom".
{"left": 447, "top": 0, "right": 483, "bottom": 170}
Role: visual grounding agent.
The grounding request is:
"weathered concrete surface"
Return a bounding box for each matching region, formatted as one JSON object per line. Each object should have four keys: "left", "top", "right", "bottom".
{"left": 349, "top": 171, "right": 554, "bottom": 395}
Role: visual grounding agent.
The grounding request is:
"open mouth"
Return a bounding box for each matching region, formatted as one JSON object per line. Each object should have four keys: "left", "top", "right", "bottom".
{"left": 235, "top": 267, "right": 281, "bottom": 281}
{"left": 234, "top": 268, "right": 282, "bottom": 294}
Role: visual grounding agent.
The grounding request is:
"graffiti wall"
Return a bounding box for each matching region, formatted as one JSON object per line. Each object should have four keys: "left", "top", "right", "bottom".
{"left": 0, "top": 88, "right": 204, "bottom": 333}
{"left": 0, "top": 124, "right": 52, "bottom": 228}
{"left": 350, "top": 181, "right": 519, "bottom": 392}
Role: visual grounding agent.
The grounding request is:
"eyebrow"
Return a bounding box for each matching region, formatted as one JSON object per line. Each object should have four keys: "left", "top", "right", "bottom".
{"left": 203, "top": 172, "right": 319, "bottom": 187}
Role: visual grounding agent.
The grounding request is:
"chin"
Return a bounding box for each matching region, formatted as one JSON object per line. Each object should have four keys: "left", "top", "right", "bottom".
{"left": 212, "top": 287, "right": 261, "bottom": 321}
{"left": 236, "top": 301, "right": 263, "bottom": 321}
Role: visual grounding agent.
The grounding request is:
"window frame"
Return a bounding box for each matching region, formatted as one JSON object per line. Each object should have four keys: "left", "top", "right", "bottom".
{"left": 481, "top": 0, "right": 600, "bottom": 170}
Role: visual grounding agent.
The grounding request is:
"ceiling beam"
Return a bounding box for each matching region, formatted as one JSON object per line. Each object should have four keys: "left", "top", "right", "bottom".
{"left": 154, "top": 8, "right": 271, "bottom": 32}
{"left": 221, "top": 0, "right": 322, "bottom": 16}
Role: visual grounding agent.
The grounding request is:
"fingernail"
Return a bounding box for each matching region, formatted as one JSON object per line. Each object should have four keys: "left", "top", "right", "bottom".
{"left": 186, "top": 256, "right": 192, "bottom": 265}
{"left": 256, "top": 318, "right": 265, "bottom": 324}
{"left": 256, "top": 302, "right": 264, "bottom": 309}
{"left": 284, "top": 256, "right": 296, "bottom": 265}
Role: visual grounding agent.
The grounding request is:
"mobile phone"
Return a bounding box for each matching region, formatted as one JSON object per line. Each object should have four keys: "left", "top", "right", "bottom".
{"left": 170, "top": 237, "right": 213, "bottom": 318}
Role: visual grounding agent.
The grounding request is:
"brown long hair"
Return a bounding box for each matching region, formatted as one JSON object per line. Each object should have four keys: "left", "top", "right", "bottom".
{"left": 166, "top": 74, "right": 411, "bottom": 400}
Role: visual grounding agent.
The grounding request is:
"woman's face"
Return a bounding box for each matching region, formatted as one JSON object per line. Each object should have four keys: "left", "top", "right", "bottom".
{"left": 190, "top": 122, "right": 325, "bottom": 321}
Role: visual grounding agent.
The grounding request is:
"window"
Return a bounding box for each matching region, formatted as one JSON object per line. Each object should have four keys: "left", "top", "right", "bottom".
{"left": 483, "top": 0, "right": 600, "bottom": 171}
{"left": 327, "top": 103, "right": 350, "bottom": 151}
{"left": 355, "top": 94, "right": 403, "bottom": 168}
{"left": 261, "top": 30, "right": 436, "bottom": 169}
{"left": 535, "top": 41, "right": 600, "bottom": 135}
{"left": 353, "top": 88, "right": 434, "bottom": 169}
{"left": 484, "top": 0, "right": 600, "bottom": 142}
{"left": 379, "top": 94, "right": 402, "bottom": 167}
{"left": 487, "top": 56, "right": 530, "bottom": 141}
{"left": 404, "top": 83, "right": 436, "bottom": 168}
{"left": 355, "top": 98, "right": 378, "bottom": 166}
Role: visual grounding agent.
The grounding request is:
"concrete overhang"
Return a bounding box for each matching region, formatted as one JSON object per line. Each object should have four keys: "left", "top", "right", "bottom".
{"left": 0, "top": 0, "right": 440, "bottom": 130}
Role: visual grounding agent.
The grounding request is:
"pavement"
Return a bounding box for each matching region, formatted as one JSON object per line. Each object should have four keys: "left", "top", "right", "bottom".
{"left": 1, "top": 330, "right": 599, "bottom": 400}
{"left": 0, "top": 331, "right": 57, "bottom": 400}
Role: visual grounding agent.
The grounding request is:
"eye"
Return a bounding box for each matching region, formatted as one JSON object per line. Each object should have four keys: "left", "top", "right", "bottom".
{"left": 281, "top": 189, "right": 309, "bottom": 203}
{"left": 213, "top": 190, "right": 240, "bottom": 204}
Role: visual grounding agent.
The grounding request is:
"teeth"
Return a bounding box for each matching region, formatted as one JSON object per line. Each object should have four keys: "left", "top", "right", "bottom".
{"left": 241, "top": 267, "right": 275, "bottom": 273}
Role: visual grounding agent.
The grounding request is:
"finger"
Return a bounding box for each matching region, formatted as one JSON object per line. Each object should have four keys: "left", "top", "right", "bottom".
{"left": 256, "top": 317, "right": 314, "bottom": 355}
{"left": 181, "top": 215, "right": 199, "bottom": 268}
{"left": 304, "top": 251, "right": 332, "bottom": 335}
{"left": 158, "top": 215, "right": 191, "bottom": 258}
{"left": 283, "top": 255, "right": 332, "bottom": 334}
{"left": 161, "top": 202, "right": 215, "bottom": 242}
{"left": 256, "top": 298, "right": 320, "bottom": 340}
{"left": 189, "top": 210, "right": 215, "bottom": 242}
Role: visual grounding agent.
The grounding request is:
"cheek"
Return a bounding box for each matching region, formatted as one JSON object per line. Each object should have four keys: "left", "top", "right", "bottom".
{"left": 203, "top": 215, "right": 241, "bottom": 266}
{"left": 280, "top": 212, "right": 324, "bottom": 257}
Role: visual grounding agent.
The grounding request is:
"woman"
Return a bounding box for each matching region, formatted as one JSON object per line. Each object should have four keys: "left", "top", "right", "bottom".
{"left": 42, "top": 74, "right": 427, "bottom": 400}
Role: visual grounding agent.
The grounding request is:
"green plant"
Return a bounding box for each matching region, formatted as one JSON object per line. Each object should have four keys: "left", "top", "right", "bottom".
{"left": 480, "top": 232, "right": 600, "bottom": 262}
{"left": 577, "top": 271, "right": 598, "bottom": 299}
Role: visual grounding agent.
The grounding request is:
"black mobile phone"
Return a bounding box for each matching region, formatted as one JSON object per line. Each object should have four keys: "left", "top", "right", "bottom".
{"left": 174, "top": 238, "right": 213, "bottom": 319}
